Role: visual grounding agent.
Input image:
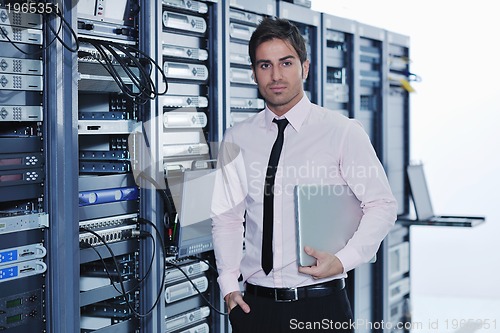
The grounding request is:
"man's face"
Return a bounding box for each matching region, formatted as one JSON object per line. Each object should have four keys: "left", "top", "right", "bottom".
{"left": 252, "top": 38, "right": 310, "bottom": 115}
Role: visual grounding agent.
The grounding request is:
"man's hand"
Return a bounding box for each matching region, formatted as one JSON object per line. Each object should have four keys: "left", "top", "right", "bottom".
{"left": 225, "top": 291, "right": 251, "bottom": 314}
{"left": 298, "top": 246, "right": 344, "bottom": 279}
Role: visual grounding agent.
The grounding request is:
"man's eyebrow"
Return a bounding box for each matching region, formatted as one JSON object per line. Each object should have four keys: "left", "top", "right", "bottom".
{"left": 255, "top": 55, "right": 296, "bottom": 65}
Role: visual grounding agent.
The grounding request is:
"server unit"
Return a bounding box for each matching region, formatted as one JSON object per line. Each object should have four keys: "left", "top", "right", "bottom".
{"left": 0, "top": 7, "right": 48, "bottom": 333}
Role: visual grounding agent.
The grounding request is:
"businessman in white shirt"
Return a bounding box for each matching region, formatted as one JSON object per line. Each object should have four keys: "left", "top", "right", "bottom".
{"left": 211, "top": 17, "right": 397, "bottom": 332}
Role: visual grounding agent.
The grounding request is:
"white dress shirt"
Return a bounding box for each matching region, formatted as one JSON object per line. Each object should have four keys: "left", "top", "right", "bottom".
{"left": 211, "top": 96, "right": 397, "bottom": 298}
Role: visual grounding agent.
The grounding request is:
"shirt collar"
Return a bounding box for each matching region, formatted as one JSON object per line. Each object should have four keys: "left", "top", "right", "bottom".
{"left": 264, "top": 95, "right": 311, "bottom": 132}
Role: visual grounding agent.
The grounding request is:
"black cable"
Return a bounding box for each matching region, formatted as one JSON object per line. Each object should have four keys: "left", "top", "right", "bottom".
{"left": 78, "top": 37, "right": 168, "bottom": 105}
{"left": 78, "top": 227, "right": 160, "bottom": 318}
{"left": 78, "top": 227, "right": 135, "bottom": 311}
{"left": 133, "top": 169, "right": 176, "bottom": 226}
{"left": 112, "top": 42, "right": 168, "bottom": 96}
{"left": 134, "top": 230, "right": 155, "bottom": 285}
{"left": 166, "top": 260, "right": 228, "bottom": 316}
{"left": 80, "top": 238, "right": 145, "bottom": 297}
{"left": 81, "top": 40, "right": 146, "bottom": 104}
{"left": 79, "top": 240, "right": 123, "bottom": 296}
{"left": 82, "top": 40, "right": 132, "bottom": 97}
{"left": 136, "top": 217, "right": 167, "bottom": 316}
{"left": 106, "top": 42, "right": 154, "bottom": 97}
{"left": 47, "top": 4, "right": 79, "bottom": 52}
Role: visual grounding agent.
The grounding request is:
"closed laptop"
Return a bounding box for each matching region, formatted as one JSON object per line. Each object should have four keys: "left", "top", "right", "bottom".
{"left": 294, "top": 184, "right": 363, "bottom": 267}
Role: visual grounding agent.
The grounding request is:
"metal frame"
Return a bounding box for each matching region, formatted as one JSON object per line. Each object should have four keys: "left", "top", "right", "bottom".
{"left": 45, "top": 0, "right": 80, "bottom": 332}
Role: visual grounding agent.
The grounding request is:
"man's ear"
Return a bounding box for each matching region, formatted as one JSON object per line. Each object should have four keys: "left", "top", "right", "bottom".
{"left": 251, "top": 67, "right": 258, "bottom": 84}
{"left": 302, "top": 60, "right": 310, "bottom": 80}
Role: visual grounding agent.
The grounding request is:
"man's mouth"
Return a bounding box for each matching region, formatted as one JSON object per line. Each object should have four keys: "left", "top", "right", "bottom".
{"left": 270, "top": 85, "right": 286, "bottom": 93}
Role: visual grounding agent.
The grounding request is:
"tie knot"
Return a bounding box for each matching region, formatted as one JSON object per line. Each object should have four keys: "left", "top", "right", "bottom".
{"left": 273, "top": 118, "right": 289, "bottom": 133}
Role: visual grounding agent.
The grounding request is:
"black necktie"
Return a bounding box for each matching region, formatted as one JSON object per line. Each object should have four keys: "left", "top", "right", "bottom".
{"left": 262, "top": 118, "right": 289, "bottom": 275}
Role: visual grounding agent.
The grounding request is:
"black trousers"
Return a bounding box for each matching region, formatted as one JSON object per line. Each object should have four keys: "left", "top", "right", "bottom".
{"left": 229, "top": 287, "right": 354, "bottom": 333}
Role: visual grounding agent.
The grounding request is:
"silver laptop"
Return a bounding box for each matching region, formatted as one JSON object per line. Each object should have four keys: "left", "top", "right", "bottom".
{"left": 176, "top": 168, "right": 216, "bottom": 257}
{"left": 406, "top": 164, "right": 484, "bottom": 226}
{"left": 294, "top": 184, "right": 363, "bottom": 266}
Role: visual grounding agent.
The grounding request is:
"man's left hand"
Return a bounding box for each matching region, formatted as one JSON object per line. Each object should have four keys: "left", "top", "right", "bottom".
{"left": 298, "top": 246, "right": 344, "bottom": 279}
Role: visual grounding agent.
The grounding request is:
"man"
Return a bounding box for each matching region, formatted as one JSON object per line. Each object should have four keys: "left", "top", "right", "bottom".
{"left": 211, "top": 17, "right": 397, "bottom": 332}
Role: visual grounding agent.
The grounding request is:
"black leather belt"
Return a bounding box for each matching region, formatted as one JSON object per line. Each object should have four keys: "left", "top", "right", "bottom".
{"left": 245, "top": 279, "right": 345, "bottom": 302}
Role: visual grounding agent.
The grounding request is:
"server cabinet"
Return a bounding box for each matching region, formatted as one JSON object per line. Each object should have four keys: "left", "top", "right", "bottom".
{"left": 160, "top": 1, "right": 225, "bottom": 333}
{"left": 382, "top": 31, "right": 411, "bottom": 217}
{"left": 76, "top": 0, "right": 145, "bottom": 331}
{"left": 0, "top": 7, "right": 50, "bottom": 333}
{"left": 277, "top": 1, "right": 321, "bottom": 105}
{"left": 339, "top": 22, "right": 384, "bottom": 333}
{"left": 375, "top": 30, "right": 412, "bottom": 333}
{"left": 353, "top": 23, "right": 385, "bottom": 153}
{"left": 321, "top": 13, "right": 356, "bottom": 117}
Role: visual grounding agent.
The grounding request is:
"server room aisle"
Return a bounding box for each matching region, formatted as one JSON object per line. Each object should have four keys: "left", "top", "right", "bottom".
{"left": 412, "top": 295, "right": 500, "bottom": 333}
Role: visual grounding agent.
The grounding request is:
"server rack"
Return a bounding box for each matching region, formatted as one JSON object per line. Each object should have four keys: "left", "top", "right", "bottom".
{"left": 375, "top": 30, "right": 412, "bottom": 333}
{"left": 341, "top": 22, "right": 385, "bottom": 333}
{"left": 353, "top": 22, "right": 385, "bottom": 153}
{"left": 75, "top": 0, "right": 150, "bottom": 331}
{"left": 0, "top": 6, "right": 50, "bottom": 333}
{"left": 160, "top": 1, "right": 224, "bottom": 333}
{"left": 382, "top": 31, "right": 411, "bottom": 217}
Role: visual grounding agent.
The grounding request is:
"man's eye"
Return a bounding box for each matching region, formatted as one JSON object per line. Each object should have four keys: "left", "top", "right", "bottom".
{"left": 260, "top": 63, "right": 270, "bottom": 69}
{"left": 283, "top": 61, "right": 292, "bottom": 67}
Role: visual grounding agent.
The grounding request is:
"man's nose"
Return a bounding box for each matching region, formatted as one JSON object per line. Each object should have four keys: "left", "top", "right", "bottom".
{"left": 271, "top": 66, "right": 282, "bottom": 81}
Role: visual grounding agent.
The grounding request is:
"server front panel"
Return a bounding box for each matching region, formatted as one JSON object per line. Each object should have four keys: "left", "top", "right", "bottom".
{"left": 0, "top": 7, "right": 47, "bottom": 333}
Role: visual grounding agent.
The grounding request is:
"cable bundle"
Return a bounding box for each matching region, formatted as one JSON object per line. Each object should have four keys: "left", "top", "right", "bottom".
{"left": 78, "top": 38, "right": 168, "bottom": 105}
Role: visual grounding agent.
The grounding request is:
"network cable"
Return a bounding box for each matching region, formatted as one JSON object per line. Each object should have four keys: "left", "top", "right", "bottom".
{"left": 78, "top": 38, "right": 168, "bottom": 105}
{"left": 79, "top": 224, "right": 166, "bottom": 318}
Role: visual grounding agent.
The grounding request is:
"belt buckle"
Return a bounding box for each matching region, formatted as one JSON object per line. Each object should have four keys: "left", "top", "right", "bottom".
{"left": 274, "top": 288, "right": 298, "bottom": 302}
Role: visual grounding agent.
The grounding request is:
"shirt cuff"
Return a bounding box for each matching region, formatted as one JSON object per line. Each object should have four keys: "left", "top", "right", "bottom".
{"left": 217, "top": 273, "right": 242, "bottom": 299}
{"left": 335, "top": 246, "right": 362, "bottom": 274}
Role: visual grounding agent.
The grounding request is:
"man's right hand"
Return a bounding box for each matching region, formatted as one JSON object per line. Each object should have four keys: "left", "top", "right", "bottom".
{"left": 225, "top": 291, "right": 251, "bottom": 314}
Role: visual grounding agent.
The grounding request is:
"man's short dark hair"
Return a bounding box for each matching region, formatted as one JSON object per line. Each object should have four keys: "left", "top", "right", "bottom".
{"left": 249, "top": 17, "right": 308, "bottom": 67}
